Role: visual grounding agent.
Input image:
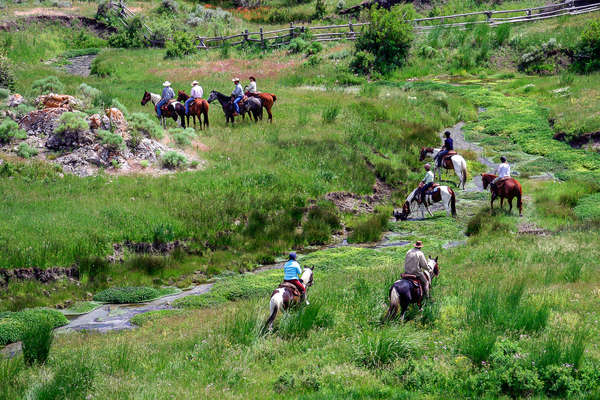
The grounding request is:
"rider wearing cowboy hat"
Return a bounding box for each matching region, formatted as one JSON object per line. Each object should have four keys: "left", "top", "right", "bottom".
{"left": 184, "top": 80, "right": 204, "bottom": 116}
{"left": 404, "top": 240, "right": 430, "bottom": 298}
{"left": 156, "top": 81, "right": 174, "bottom": 118}
{"left": 231, "top": 77, "right": 243, "bottom": 116}
{"left": 246, "top": 76, "right": 258, "bottom": 94}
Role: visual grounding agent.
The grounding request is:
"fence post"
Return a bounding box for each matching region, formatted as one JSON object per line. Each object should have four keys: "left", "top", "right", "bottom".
{"left": 244, "top": 29, "right": 249, "bottom": 44}
{"left": 289, "top": 22, "right": 294, "bottom": 42}
{"left": 349, "top": 19, "right": 353, "bottom": 39}
{"left": 260, "top": 27, "right": 264, "bottom": 48}
{"left": 485, "top": 11, "right": 492, "bottom": 23}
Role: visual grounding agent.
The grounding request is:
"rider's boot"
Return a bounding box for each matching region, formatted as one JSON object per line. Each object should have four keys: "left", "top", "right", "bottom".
{"left": 301, "top": 292, "right": 309, "bottom": 305}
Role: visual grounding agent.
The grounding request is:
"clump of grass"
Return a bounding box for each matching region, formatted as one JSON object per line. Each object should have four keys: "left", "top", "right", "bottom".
{"left": 222, "top": 309, "right": 264, "bottom": 345}
{"left": 129, "top": 112, "right": 164, "bottom": 140}
{"left": 277, "top": 303, "right": 333, "bottom": 338}
{"left": 97, "top": 129, "right": 125, "bottom": 151}
{"left": 461, "top": 326, "right": 497, "bottom": 365}
{"left": 0, "top": 119, "right": 27, "bottom": 144}
{"left": 31, "top": 355, "right": 95, "bottom": 400}
{"left": 534, "top": 328, "right": 588, "bottom": 370}
{"left": 321, "top": 104, "right": 340, "bottom": 124}
{"left": 129, "top": 255, "right": 170, "bottom": 275}
{"left": 16, "top": 142, "right": 38, "bottom": 158}
{"left": 22, "top": 320, "right": 54, "bottom": 365}
{"left": 0, "top": 357, "right": 25, "bottom": 399}
{"left": 574, "top": 193, "right": 600, "bottom": 222}
{"left": 78, "top": 256, "right": 109, "bottom": 283}
{"left": 162, "top": 151, "right": 187, "bottom": 169}
{"left": 355, "top": 329, "right": 419, "bottom": 368}
{"left": 348, "top": 212, "right": 389, "bottom": 243}
{"left": 130, "top": 309, "right": 184, "bottom": 326}
{"left": 31, "top": 75, "right": 64, "bottom": 94}
{"left": 93, "top": 286, "right": 177, "bottom": 303}
{"left": 0, "top": 309, "right": 68, "bottom": 346}
{"left": 170, "top": 127, "right": 195, "bottom": 148}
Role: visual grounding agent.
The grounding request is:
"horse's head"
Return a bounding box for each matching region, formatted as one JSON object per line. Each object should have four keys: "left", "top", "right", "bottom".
{"left": 141, "top": 91, "right": 151, "bottom": 106}
{"left": 428, "top": 256, "right": 439, "bottom": 277}
{"left": 207, "top": 90, "right": 218, "bottom": 104}
{"left": 301, "top": 266, "right": 314, "bottom": 288}
{"left": 419, "top": 147, "right": 432, "bottom": 162}
{"left": 481, "top": 173, "right": 495, "bottom": 190}
{"left": 177, "top": 90, "right": 187, "bottom": 102}
{"left": 395, "top": 201, "right": 410, "bottom": 221}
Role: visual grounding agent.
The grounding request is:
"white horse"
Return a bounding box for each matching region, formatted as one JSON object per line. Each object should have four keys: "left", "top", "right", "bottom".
{"left": 419, "top": 147, "right": 468, "bottom": 189}
{"left": 264, "top": 267, "right": 314, "bottom": 331}
{"left": 394, "top": 186, "right": 456, "bottom": 221}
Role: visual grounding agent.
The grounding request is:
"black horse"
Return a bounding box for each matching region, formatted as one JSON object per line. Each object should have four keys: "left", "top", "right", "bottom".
{"left": 384, "top": 257, "right": 439, "bottom": 321}
{"left": 207, "top": 90, "right": 237, "bottom": 125}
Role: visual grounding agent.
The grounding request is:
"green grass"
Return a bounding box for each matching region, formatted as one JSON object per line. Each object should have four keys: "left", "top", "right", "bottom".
{"left": 62, "top": 301, "right": 102, "bottom": 315}
{"left": 0, "top": 309, "right": 68, "bottom": 346}
{"left": 93, "top": 286, "right": 179, "bottom": 304}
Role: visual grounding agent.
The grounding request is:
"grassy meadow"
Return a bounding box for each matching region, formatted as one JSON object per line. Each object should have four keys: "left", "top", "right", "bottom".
{"left": 1, "top": 1, "right": 600, "bottom": 398}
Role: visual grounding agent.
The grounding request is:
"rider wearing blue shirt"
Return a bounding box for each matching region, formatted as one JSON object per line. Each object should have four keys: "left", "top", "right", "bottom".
{"left": 283, "top": 252, "right": 306, "bottom": 298}
{"left": 231, "top": 78, "right": 243, "bottom": 115}
{"left": 156, "top": 81, "right": 174, "bottom": 118}
{"left": 435, "top": 131, "right": 454, "bottom": 168}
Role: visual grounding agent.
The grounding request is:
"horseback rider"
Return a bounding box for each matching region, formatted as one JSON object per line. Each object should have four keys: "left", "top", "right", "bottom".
{"left": 156, "top": 81, "right": 174, "bottom": 118}
{"left": 246, "top": 76, "right": 258, "bottom": 94}
{"left": 416, "top": 163, "right": 435, "bottom": 203}
{"left": 491, "top": 156, "right": 511, "bottom": 190}
{"left": 231, "top": 78, "right": 244, "bottom": 116}
{"left": 184, "top": 80, "right": 203, "bottom": 116}
{"left": 404, "top": 240, "right": 430, "bottom": 298}
{"left": 435, "top": 130, "right": 454, "bottom": 168}
{"left": 283, "top": 252, "right": 307, "bottom": 303}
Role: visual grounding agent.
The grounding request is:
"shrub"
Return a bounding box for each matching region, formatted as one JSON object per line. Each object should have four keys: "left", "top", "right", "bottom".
{"left": 0, "top": 87, "right": 9, "bottom": 99}
{"left": 93, "top": 286, "right": 174, "bottom": 303}
{"left": 16, "top": 142, "right": 38, "bottom": 158}
{"left": 350, "top": 51, "right": 375, "bottom": 75}
{"left": 22, "top": 320, "right": 54, "bottom": 365}
{"left": 306, "top": 41, "right": 322, "bottom": 56}
{"left": 170, "top": 127, "right": 195, "bottom": 147}
{"left": 353, "top": 4, "right": 415, "bottom": 74}
{"left": 288, "top": 38, "right": 308, "bottom": 54}
{"left": 0, "top": 119, "right": 27, "bottom": 144}
{"left": 32, "top": 76, "right": 64, "bottom": 94}
{"left": 162, "top": 151, "right": 187, "bottom": 169}
{"left": 166, "top": 31, "right": 198, "bottom": 58}
{"left": 90, "top": 56, "right": 115, "bottom": 77}
{"left": 31, "top": 356, "right": 95, "bottom": 400}
{"left": 355, "top": 330, "right": 418, "bottom": 368}
{"left": 493, "top": 24, "right": 510, "bottom": 48}
{"left": 348, "top": 212, "right": 389, "bottom": 243}
{"left": 336, "top": 0, "right": 345, "bottom": 12}
{"left": 0, "top": 51, "right": 15, "bottom": 90}
{"left": 111, "top": 98, "right": 129, "bottom": 118}
{"left": 97, "top": 129, "right": 125, "bottom": 151}
{"left": 278, "top": 303, "right": 333, "bottom": 337}
{"left": 157, "top": 0, "right": 179, "bottom": 14}
{"left": 574, "top": 19, "right": 600, "bottom": 72}
{"left": 107, "top": 17, "right": 146, "bottom": 48}
{"left": 129, "top": 112, "right": 164, "bottom": 140}
{"left": 54, "top": 112, "right": 88, "bottom": 134}
{"left": 321, "top": 104, "right": 339, "bottom": 124}
{"left": 78, "top": 256, "right": 109, "bottom": 283}
{"left": 313, "top": 0, "right": 326, "bottom": 20}
{"left": 78, "top": 83, "right": 102, "bottom": 102}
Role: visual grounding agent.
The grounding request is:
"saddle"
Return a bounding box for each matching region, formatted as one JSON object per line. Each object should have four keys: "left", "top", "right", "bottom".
{"left": 399, "top": 274, "right": 423, "bottom": 301}
{"left": 441, "top": 151, "right": 457, "bottom": 169}
{"left": 161, "top": 99, "right": 177, "bottom": 112}
{"left": 279, "top": 282, "right": 301, "bottom": 297}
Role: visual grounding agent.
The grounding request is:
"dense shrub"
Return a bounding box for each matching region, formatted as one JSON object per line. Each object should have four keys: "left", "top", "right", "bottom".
{"left": 162, "top": 151, "right": 188, "bottom": 169}
{"left": 31, "top": 76, "right": 64, "bottom": 94}
{"left": 78, "top": 83, "right": 102, "bottom": 101}
{"left": 54, "top": 112, "right": 88, "bottom": 134}
{"left": 93, "top": 286, "right": 173, "bottom": 303}
{"left": 129, "top": 112, "right": 164, "bottom": 140}
{"left": 0, "top": 88, "right": 9, "bottom": 99}
{"left": 518, "top": 38, "right": 567, "bottom": 75}
{"left": 22, "top": 320, "right": 54, "bottom": 365}
{"left": 187, "top": 6, "right": 232, "bottom": 25}
{"left": 349, "top": 50, "right": 375, "bottom": 75}
{"left": 0, "top": 119, "right": 27, "bottom": 144}
{"left": 16, "top": 142, "right": 38, "bottom": 158}
{"left": 97, "top": 129, "right": 125, "bottom": 151}
{"left": 348, "top": 212, "right": 389, "bottom": 243}
{"left": 573, "top": 19, "right": 600, "bottom": 72}
{"left": 170, "top": 127, "right": 195, "bottom": 147}
{"left": 352, "top": 5, "right": 415, "bottom": 74}
{"left": 166, "top": 31, "right": 198, "bottom": 58}
{"left": 157, "top": 0, "right": 179, "bottom": 14}
{"left": 0, "top": 309, "right": 68, "bottom": 346}
{"left": 107, "top": 17, "right": 146, "bottom": 48}
{"left": 90, "top": 56, "right": 115, "bottom": 77}
{"left": 313, "top": 0, "right": 326, "bottom": 20}
{"left": 0, "top": 51, "right": 15, "bottom": 90}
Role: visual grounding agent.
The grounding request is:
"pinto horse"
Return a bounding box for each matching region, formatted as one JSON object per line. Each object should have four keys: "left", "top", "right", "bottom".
{"left": 247, "top": 92, "right": 276, "bottom": 123}
{"left": 241, "top": 96, "right": 263, "bottom": 122}
{"left": 207, "top": 90, "right": 236, "bottom": 125}
{"left": 394, "top": 185, "right": 456, "bottom": 221}
{"left": 481, "top": 173, "right": 523, "bottom": 216}
{"left": 176, "top": 91, "right": 209, "bottom": 130}
{"left": 264, "top": 267, "right": 314, "bottom": 330}
{"left": 141, "top": 91, "right": 186, "bottom": 129}
{"left": 384, "top": 257, "right": 439, "bottom": 321}
{"left": 420, "top": 147, "right": 468, "bottom": 189}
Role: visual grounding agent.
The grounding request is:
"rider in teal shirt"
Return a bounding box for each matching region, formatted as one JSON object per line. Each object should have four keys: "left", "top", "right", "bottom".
{"left": 283, "top": 252, "right": 306, "bottom": 298}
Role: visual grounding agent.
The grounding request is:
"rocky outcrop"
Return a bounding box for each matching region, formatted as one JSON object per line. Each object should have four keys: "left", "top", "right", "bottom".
{"left": 0, "top": 266, "right": 79, "bottom": 286}
{"left": 7, "top": 93, "right": 24, "bottom": 107}
{"left": 105, "top": 108, "right": 127, "bottom": 134}
{"left": 19, "top": 107, "right": 67, "bottom": 136}
{"left": 35, "top": 93, "right": 82, "bottom": 110}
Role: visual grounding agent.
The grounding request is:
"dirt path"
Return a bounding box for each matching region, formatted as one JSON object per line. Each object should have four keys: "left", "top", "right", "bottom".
{"left": 61, "top": 54, "right": 96, "bottom": 77}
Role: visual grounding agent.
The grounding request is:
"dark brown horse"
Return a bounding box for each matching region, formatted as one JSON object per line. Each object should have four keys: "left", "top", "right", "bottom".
{"left": 384, "top": 257, "right": 439, "bottom": 321}
{"left": 264, "top": 267, "right": 314, "bottom": 330}
{"left": 481, "top": 173, "right": 523, "bottom": 216}
{"left": 176, "top": 91, "right": 209, "bottom": 130}
{"left": 140, "top": 91, "right": 186, "bottom": 128}
{"left": 247, "top": 92, "right": 276, "bottom": 123}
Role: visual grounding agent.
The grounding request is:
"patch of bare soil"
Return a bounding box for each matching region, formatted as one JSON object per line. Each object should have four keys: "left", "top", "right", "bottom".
{"left": 13, "top": 7, "right": 77, "bottom": 16}
{"left": 0, "top": 15, "right": 116, "bottom": 36}
{"left": 326, "top": 178, "right": 393, "bottom": 214}
{"left": 518, "top": 222, "right": 552, "bottom": 236}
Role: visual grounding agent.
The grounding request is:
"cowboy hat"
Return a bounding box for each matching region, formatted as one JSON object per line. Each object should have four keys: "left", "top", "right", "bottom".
{"left": 415, "top": 241, "right": 423, "bottom": 248}
{"left": 191, "top": 80, "right": 198, "bottom": 86}
{"left": 163, "top": 81, "right": 171, "bottom": 87}
{"left": 232, "top": 77, "right": 240, "bottom": 82}
{"left": 249, "top": 76, "right": 256, "bottom": 81}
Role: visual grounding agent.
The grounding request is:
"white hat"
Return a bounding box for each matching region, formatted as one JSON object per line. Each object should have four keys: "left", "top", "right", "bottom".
{"left": 191, "top": 80, "right": 198, "bottom": 86}
{"left": 232, "top": 77, "right": 240, "bottom": 82}
{"left": 163, "top": 81, "right": 171, "bottom": 87}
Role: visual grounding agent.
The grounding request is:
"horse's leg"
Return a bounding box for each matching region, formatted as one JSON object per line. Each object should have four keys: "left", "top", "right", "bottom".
{"left": 204, "top": 111, "right": 209, "bottom": 129}
{"left": 266, "top": 105, "right": 273, "bottom": 123}
{"left": 426, "top": 204, "right": 433, "bottom": 217}
{"left": 490, "top": 193, "right": 496, "bottom": 213}
{"left": 500, "top": 196, "right": 504, "bottom": 209}
{"left": 508, "top": 197, "right": 513, "bottom": 213}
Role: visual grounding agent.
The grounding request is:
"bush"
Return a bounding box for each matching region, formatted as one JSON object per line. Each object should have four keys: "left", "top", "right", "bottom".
{"left": 54, "top": 112, "right": 88, "bottom": 134}
{"left": 0, "top": 51, "right": 15, "bottom": 90}
{"left": 574, "top": 19, "right": 600, "bottom": 72}
{"left": 0, "top": 87, "right": 9, "bottom": 99}
{"left": 350, "top": 51, "right": 375, "bottom": 75}
{"left": 78, "top": 83, "right": 101, "bottom": 102}
{"left": 22, "top": 320, "right": 54, "bottom": 366}
{"left": 111, "top": 98, "right": 129, "bottom": 118}
{"left": 31, "top": 356, "right": 95, "bottom": 400}
{"left": 574, "top": 192, "right": 600, "bottom": 221}
{"left": 306, "top": 41, "right": 322, "bottom": 56}
{"left": 170, "top": 127, "right": 195, "bottom": 147}
{"left": 97, "top": 129, "right": 125, "bottom": 151}
{"left": 0, "top": 119, "right": 27, "bottom": 144}
{"left": 355, "top": 330, "right": 418, "bottom": 368}
{"left": 353, "top": 4, "right": 415, "bottom": 74}
{"left": 129, "top": 112, "right": 164, "bottom": 140}
{"left": 321, "top": 104, "right": 339, "bottom": 124}
{"left": 107, "top": 17, "right": 146, "bottom": 48}
{"left": 32, "top": 76, "right": 64, "bottom": 94}
{"left": 166, "top": 31, "right": 198, "bottom": 58}
{"left": 157, "top": 0, "right": 179, "bottom": 14}
{"left": 162, "top": 151, "right": 187, "bottom": 169}
{"left": 288, "top": 38, "right": 308, "bottom": 54}
{"left": 313, "top": 0, "right": 326, "bottom": 19}
{"left": 0, "top": 309, "right": 67, "bottom": 346}
{"left": 348, "top": 212, "right": 389, "bottom": 243}
{"left": 93, "top": 286, "right": 175, "bottom": 303}
{"left": 16, "top": 142, "right": 38, "bottom": 158}
{"left": 90, "top": 56, "right": 115, "bottom": 77}
{"left": 493, "top": 24, "right": 510, "bottom": 48}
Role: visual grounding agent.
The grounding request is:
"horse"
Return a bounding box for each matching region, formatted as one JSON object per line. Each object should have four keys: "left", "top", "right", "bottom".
{"left": 420, "top": 147, "right": 468, "bottom": 189}
{"left": 207, "top": 90, "right": 236, "bottom": 125}
{"left": 481, "top": 173, "right": 523, "bottom": 216}
{"left": 384, "top": 257, "right": 439, "bottom": 321}
{"left": 141, "top": 91, "right": 186, "bottom": 129}
{"left": 247, "top": 92, "right": 276, "bottom": 123}
{"left": 264, "top": 267, "right": 314, "bottom": 331}
{"left": 241, "top": 96, "right": 263, "bottom": 123}
{"left": 176, "top": 91, "right": 209, "bottom": 130}
{"left": 394, "top": 185, "right": 456, "bottom": 221}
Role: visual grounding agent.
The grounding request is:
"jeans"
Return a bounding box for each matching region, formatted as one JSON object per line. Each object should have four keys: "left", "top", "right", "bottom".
{"left": 418, "top": 182, "right": 434, "bottom": 202}
{"left": 233, "top": 96, "right": 243, "bottom": 113}
{"left": 184, "top": 98, "right": 195, "bottom": 115}
{"left": 156, "top": 99, "right": 167, "bottom": 117}
{"left": 436, "top": 149, "right": 449, "bottom": 166}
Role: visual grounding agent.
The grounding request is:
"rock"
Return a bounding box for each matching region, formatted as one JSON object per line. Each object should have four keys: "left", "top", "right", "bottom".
{"left": 7, "top": 93, "right": 24, "bottom": 107}
{"left": 64, "top": 299, "right": 73, "bottom": 307}
{"left": 19, "top": 107, "right": 67, "bottom": 136}
{"left": 88, "top": 114, "right": 102, "bottom": 130}
{"left": 35, "top": 93, "right": 82, "bottom": 110}
{"left": 86, "top": 292, "right": 93, "bottom": 299}
{"left": 105, "top": 108, "right": 127, "bottom": 134}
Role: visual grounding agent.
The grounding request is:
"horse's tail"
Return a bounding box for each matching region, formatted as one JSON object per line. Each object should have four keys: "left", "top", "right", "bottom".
{"left": 383, "top": 285, "right": 400, "bottom": 322}
{"left": 461, "top": 160, "right": 468, "bottom": 188}
{"left": 271, "top": 93, "right": 277, "bottom": 102}
{"left": 450, "top": 188, "right": 457, "bottom": 217}
{"left": 264, "top": 292, "right": 281, "bottom": 331}
{"left": 516, "top": 182, "right": 523, "bottom": 215}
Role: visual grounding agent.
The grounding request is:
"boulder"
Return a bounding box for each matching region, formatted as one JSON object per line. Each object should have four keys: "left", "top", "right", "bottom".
{"left": 19, "top": 107, "right": 67, "bottom": 136}
{"left": 88, "top": 114, "right": 102, "bottom": 130}
{"left": 7, "top": 93, "right": 24, "bottom": 107}
{"left": 35, "top": 93, "right": 82, "bottom": 110}
{"left": 105, "top": 108, "right": 127, "bottom": 134}
{"left": 46, "top": 125, "right": 95, "bottom": 150}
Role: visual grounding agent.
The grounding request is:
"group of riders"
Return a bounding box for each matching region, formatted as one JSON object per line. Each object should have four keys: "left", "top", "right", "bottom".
{"left": 154, "top": 76, "right": 259, "bottom": 119}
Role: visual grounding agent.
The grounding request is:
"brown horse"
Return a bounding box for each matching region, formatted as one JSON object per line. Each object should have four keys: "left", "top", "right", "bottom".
{"left": 176, "top": 91, "right": 209, "bottom": 130}
{"left": 247, "top": 92, "right": 276, "bottom": 123}
{"left": 481, "top": 173, "right": 523, "bottom": 216}
{"left": 264, "top": 267, "right": 313, "bottom": 330}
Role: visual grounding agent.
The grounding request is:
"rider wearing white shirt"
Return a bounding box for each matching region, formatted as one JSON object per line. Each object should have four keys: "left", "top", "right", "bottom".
{"left": 492, "top": 156, "right": 511, "bottom": 187}
{"left": 185, "top": 81, "right": 203, "bottom": 115}
{"left": 418, "top": 164, "right": 435, "bottom": 202}
{"left": 247, "top": 76, "right": 258, "bottom": 94}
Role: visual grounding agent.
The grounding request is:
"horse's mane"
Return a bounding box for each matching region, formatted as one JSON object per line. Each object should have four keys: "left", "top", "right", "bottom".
{"left": 405, "top": 187, "right": 419, "bottom": 204}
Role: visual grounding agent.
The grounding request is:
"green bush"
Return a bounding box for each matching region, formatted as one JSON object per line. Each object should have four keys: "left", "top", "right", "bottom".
{"left": 129, "top": 112, "right": 164, "bottom": 140}
{"left": 32, "top": 76, "right": 64, "bottom": 94}
{"left": 162, "top": 151, "right": 188, "bottom": 169}
{"left": 350, "top": 51, "right": 375, "bottom": 75}
{"left": 288, "top": 38, "right": 308, "bottom": 54}
{"left": 0, "top": 309, "right": 67, "bottom": 346}
{"left": 111, "top": 98, "right": 129, "bottom": 118}
{"left": 306, "top": 41, "right": 322, "bottom": 56}
{"left": 16, "top": 142, "right": 38, "bottom": 158}
{"left": 574, "top": 192, "right": 600, "bottom": 221}
{"left": 90, "top": 56, "right": 115, "bottom": 77}
{"left": 348, "top": 212, "right": 389, "bottom": 243}
{"left": 170, "top": 127, "right": 196, "bottom": 147}
{"left": 107, "top": 17, "right": 146, "bottom": 48}
{"left": 54, "top": 112, "right": 88, "bottom": 134}
{"left": 0, "top": 87, "right": 9, "bottom": 99}
{"left": 97, "top": 129, "right": 125, "bottom": 151}
{"left": 353, "top": 4, "right": 415, "bottom": 74}
{"left": 574, "top": 19, "right": 600, "bottom": 72}
{"left": 0, "top": 119, "right": 27, "bottom": 144}
{"left": 313, "top": 0, "right": 326, "bottom": 19}
{"left": 0, "top": 51, "right": 15, "bottom": 90}
{"left": 355, "top": 329, "right": 419, "bottom": 368}
{"left": 78, "top": 83, "right": 101, "bottom": 101}
{"left": 22, "top": 320, "right": 54, "bottom": 366}
{"left": 493, "top": 24, "right": 510, "bottom": 48}
{"left": 93, "top": 286, "right": 175, "bottom": 303}
{"left": 166, "top": 31, "right": 198, "bottom": 58}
